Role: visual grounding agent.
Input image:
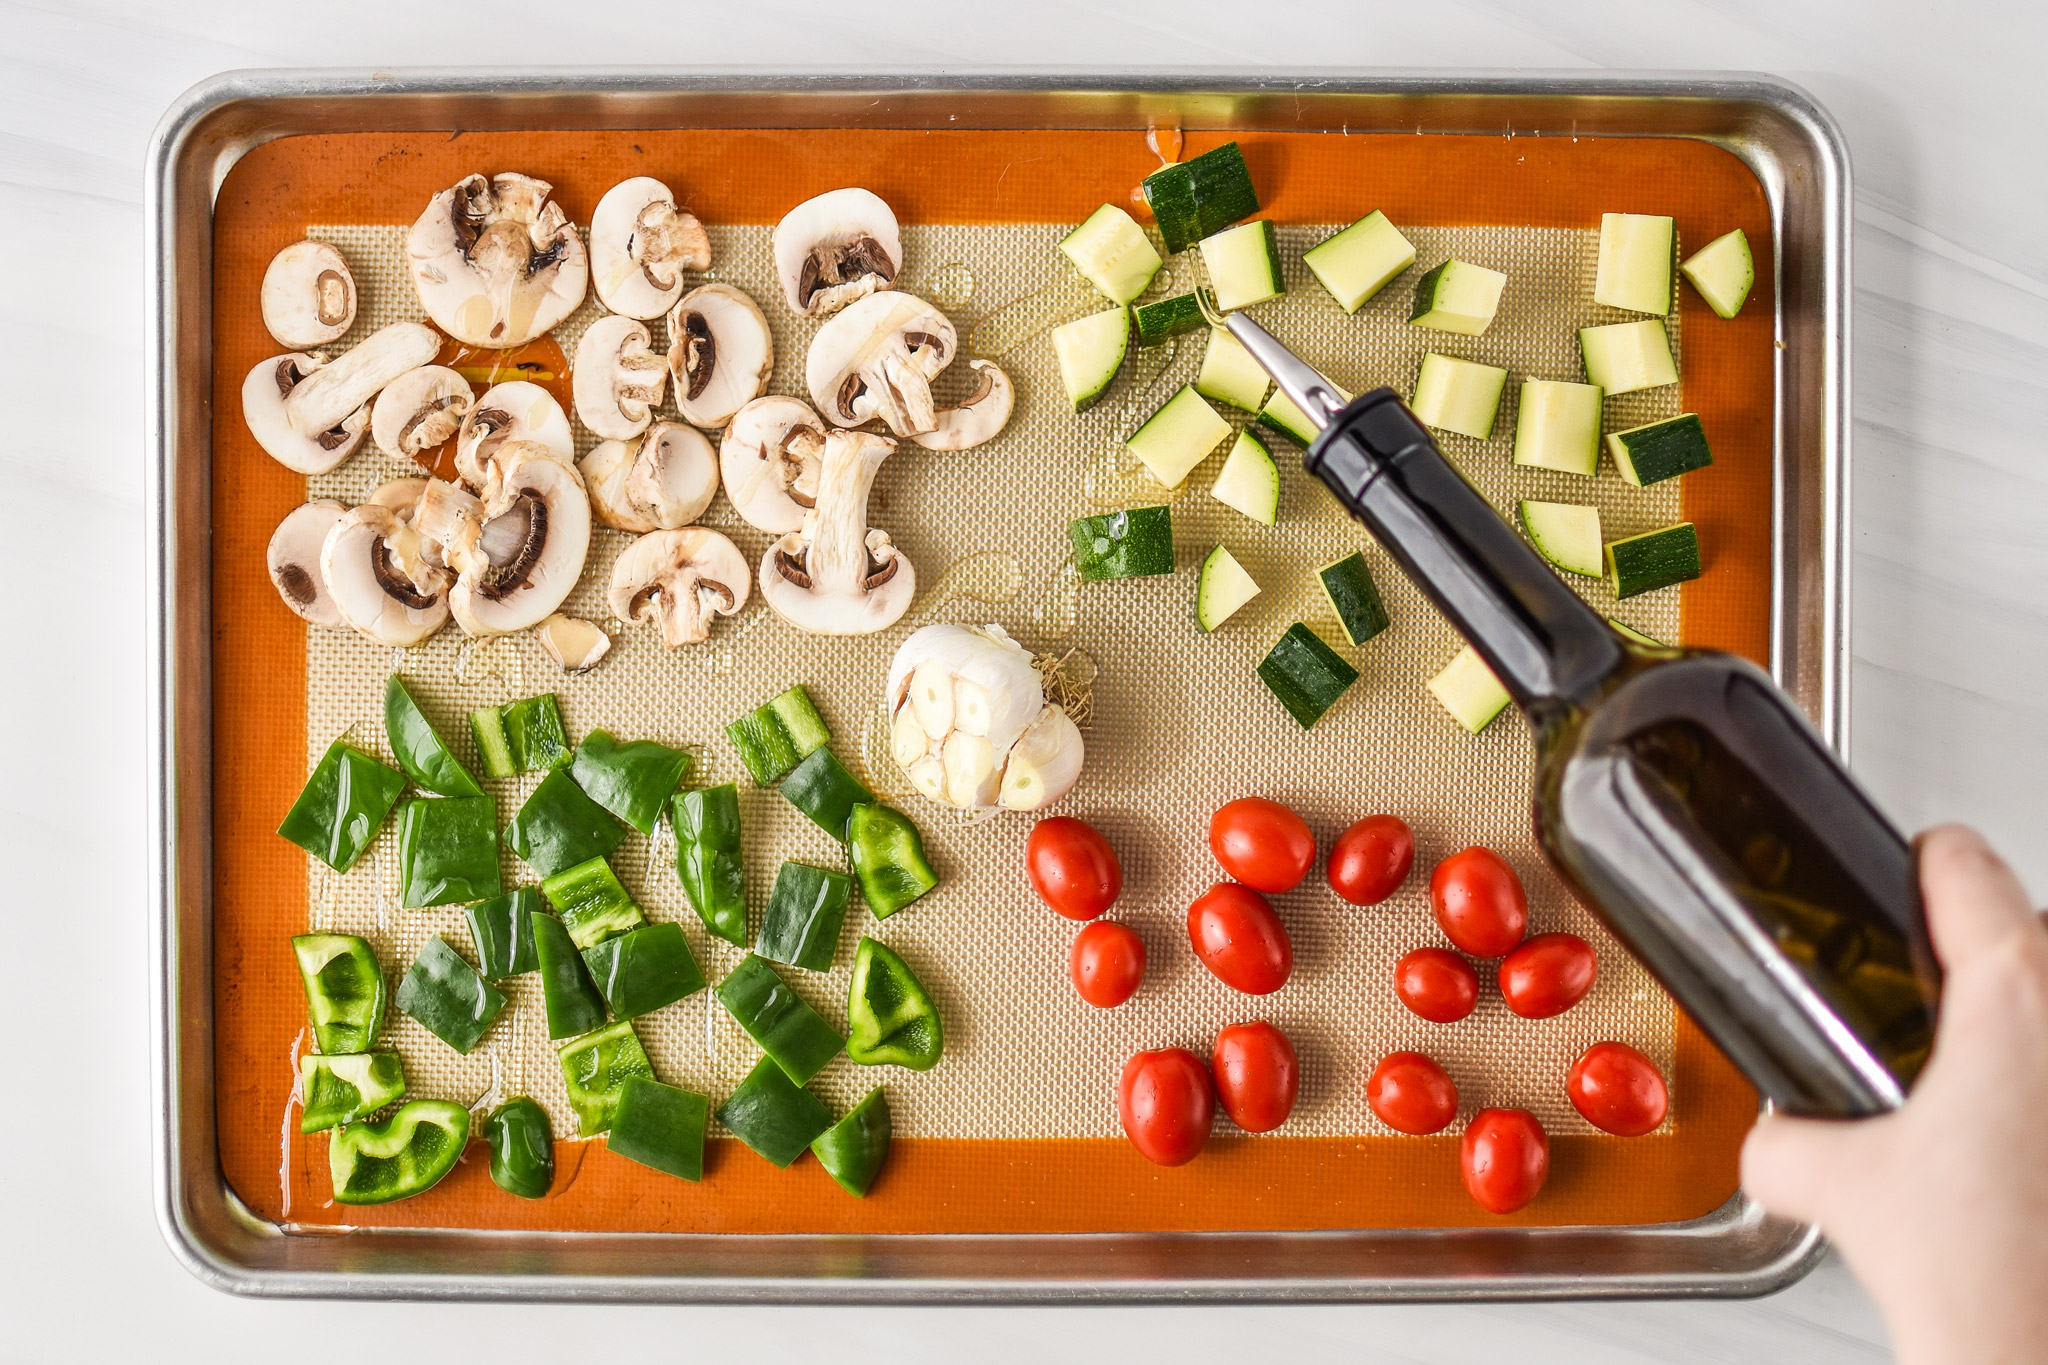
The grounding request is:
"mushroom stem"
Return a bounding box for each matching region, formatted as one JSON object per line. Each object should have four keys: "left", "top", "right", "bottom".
{"left": 801, "top": 431, "right": 896, "bottom": 597}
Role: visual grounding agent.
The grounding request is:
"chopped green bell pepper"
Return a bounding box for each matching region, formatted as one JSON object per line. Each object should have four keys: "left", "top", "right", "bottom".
{"left": 472, "top": 693, "right": 572, "bottom": 777}
{"left": 541, "top": 856, "right": 646, "bottom": 950}
{"left": 291, "top": 933, "right": 386, "bottom": 1054}
{"left": 780, "top": 747, "right": 874, "bottom": 840}
{"left": 469, "top": 704, "right": 516, "bottom": 778}
{"left": 582, "top": 921, "right": 706, "bottom": 1020}
{"left": 755, "top": 861, "right": 852, "bottom": 972}
{"left": 673, "top": 784, "right": 747, "bottom": 947}
{"left": 726, "top": 684, "right": 832, "bottom": 786}
{"left": 811, "top": 1087, "right": 892, "bottom": 1197}
{"left": 846, "top": 804, "right": 939, "bottom": 918}
{"left": 482, "top": 1096, "right": 554, "bottom": 1199}
{"left": 503, "top": 769, "right": 627, "bottom": 877}
{"left": 396, "top": 796, "right": 502, "bottom": 908}
{"left": 465, "top": 887, "right": 541, "bottom": 979}
{"left": 558, "top": 1019, "right": 654, "bottom": 1136}
{"left": 716, "top": 1055, "right": 833, "bottom": 1168}
{"left": 847, "top": 937, "right": 945, "bottom": 1071}
{"left": 531, "top": 910, "right": 607, "bottom": 1040}
{"left": 329, "top": 1098, "right": 471, "bottom": 1205}
{"left": 299, "top": 1053, "right": 406, "bottom": 1134}
{"left": 395, "top": 935, "right": 506, "bottom": 1054}
{"left": 715, "top": 955, "right": 845, "bottom": 1085}
{"left": 278, "top": 739, "right": 407, "bottom": 872}
{"left": 383, "top": 674, "right": 483, "bottom": 797}
{"left": 572, "top": 729, "right": 691, "bottom": 835}
{"left": 609, "top": 1076, "right": 710, "bottom": 1181}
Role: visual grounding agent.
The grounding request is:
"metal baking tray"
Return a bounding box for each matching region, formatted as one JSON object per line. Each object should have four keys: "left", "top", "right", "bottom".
{"left": 147, "top": 67, "right": 1848, "bottom": 1302}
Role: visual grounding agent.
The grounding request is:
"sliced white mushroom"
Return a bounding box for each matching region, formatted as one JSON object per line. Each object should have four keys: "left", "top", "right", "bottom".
{"left": 284, "top": 322, "right": 442, "bottom": 440}
{"left": 444, "top": 442, "right": 592, "bottom": 637}
{"left": 407, "top": 172, "right": 589, "bottom": 348}
{"left": 365, "top": 477, "right": 429, "bottom": 514}
{"left": 772, "top": 188, "right": 903, "bottom": 317}
{"left": 806, "top": 292, "right": 958, "bottom": 437}
{"left": 666, "top": 283, "right": 773, "bottom": 429}
{"left": 261, "top": 241, "right": 356, "bottom": 348}
{"left": 536, "top": 613, "right": 612, "bottom": 672}
{"left": 607, "top": 528, "right": 751, "bottom": 647}
{"left": 453, "top": 380, "right": 574, "bottom": 488}
{"left": 883, "top": 624, "right": 1086, "bottom": 813}
{"left": 371, "top": 365, "right": 474, "bottom": 462}
{"left": 580, "top": 421, "right": 717, "bottom": 534}
{"left": 412, "top": 478, "right": 483, "bottom": 572}
{"left": 912, "top": 360, "right": 1015, "bottom": 451}
{"left": 719, "top": 397, "right": 826, "bottom": 534}
{"left": 242, "top": 354, "right": 367, "bottom": 474}
{"left": 589, "top": 177, "right": 711, "bottom": 320}
{"left": 320, "top": 503, "right": 452, "bottom": 647}
{"left": 757, "top": 429, "right": 915, "bottom": 635}
{"left": 267, "top": 500, "right": 347, "bottom": 627}
{"left": 572, "top": 314, "right": 668, "bottom": 441}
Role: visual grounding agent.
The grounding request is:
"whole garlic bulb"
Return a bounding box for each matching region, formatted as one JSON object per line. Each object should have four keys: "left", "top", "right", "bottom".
{"left": 884, "top": 623, "right": 1086, "bottom": 812}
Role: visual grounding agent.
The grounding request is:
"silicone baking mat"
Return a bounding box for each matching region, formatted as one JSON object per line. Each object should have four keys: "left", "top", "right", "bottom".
{"left": 211, "top": 128, "right": 1772, "bottom": 1234}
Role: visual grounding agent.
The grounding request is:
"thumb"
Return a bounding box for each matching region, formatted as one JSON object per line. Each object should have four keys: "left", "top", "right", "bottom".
{"left": 1741, "top": 1110, "right": 1885, "bottom": 1227}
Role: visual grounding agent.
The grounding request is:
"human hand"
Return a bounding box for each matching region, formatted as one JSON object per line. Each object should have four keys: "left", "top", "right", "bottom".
{"left": 1742, "top": 825, "right": 2048, "bottom": 1364}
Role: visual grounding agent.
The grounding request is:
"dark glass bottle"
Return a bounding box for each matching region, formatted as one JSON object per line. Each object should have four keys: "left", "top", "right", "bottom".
{"left": 1305, "top": 389, "right": 1939, "bottom": 1117}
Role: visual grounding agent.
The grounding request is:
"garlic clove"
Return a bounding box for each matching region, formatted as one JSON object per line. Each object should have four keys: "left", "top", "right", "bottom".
{"left": 942, "top": 731, "right": 999, "bottom": 809}
{"left": 953, "top": 679, "right": 995, "bottom": 737}
{"left": 891, "top": 704, "right": 930, "bottom": 767}
{"left": 908, "top": 756, "right": 948, "bottom": 802}
{"left": 909, "top": 657, "right": 956, "bottom": 740}
{"left": 998, "top": 705, "right": 1086, "bottom": 812}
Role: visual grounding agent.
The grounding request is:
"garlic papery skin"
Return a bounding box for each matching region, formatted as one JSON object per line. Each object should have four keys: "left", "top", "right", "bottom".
{"left": 884, "top": 623, "right": 1086, "bottom": 813}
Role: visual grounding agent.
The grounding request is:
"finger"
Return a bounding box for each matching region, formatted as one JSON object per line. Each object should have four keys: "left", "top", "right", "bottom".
{"left": 1916, "top": 825, "right": 2039, "bottom": 970}
{"left": 1741, "top": 1112, "right": 1874, "bottom": 1226}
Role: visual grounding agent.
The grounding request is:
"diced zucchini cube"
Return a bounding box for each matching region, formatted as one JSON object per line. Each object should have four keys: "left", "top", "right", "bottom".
{"left": 1051, "top": 307, "right": 1130, "bottom": 413}
{"left": 1195, "top": 327, "right": 1271, "bottom": 413}
{"left": 1316, "top": 552, "right": 1390, "bottom": 646}
{"left": 1198, "top": 219, "right": 1284, "bottom": 311}
{"left": 1579, "top": 319, "right": 1677, "bottom": 395}
{"left": 1209, "top": 429, "right": 1279, "bottom": 526}
{"left": 1680, "top": 228, "right": 1755, "bottom": 319}
{"left": 1196, "top": 545, "right": 1261, "bottom": 632}
{"left": 1141, "top": 141, "right": 1259, "bottom": 254}
{"left": 1409, "top": 259, "right": 1507, "bottom": 335}
{"left": 1606, "top": 413, "right": 1713, "bottom": 487}
{"left": 1605, "top": 522, "right": 1702, "bottom": 599}
{"left": 1059, "top": 203, "right": 1162, "bottom": 304}
{"left": 1126, "top": 385, "right": 1231, "bottom": 488}
{"left": 1069, "top": 506, "right": 1175, "bottom": 581}
{"left": 1302, "top": 210, "right": 1417, "bottom": 312}
{"left": 1517, "top": 501, "right": 1604, "bottom": 578}
{"left": 1594, "top": 212, "right": 1675, "bottom": 315}
{"left": 1256, "top": 623, "right": 1359, "bottom": 729}
{"left": 1411, "top": 353, "right": 1508, "bottom": 440}
{"left": 1427, "top": 645, "right": 1512, "bottom": 735}
{"left": 1131, "top": 292, "right": 1206, "bottom": 348}
{"left": 1512, "top": 378, "right": 1603, "bottom": 477}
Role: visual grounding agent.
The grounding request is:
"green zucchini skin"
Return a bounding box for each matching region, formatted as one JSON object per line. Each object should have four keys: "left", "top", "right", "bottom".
{"left": 1605, "top": 522, "right": 1702, "bottom": 599}
{"left": 1607, "top": 414, "right": 1714, "bottom": 487}
{"left": 1141, "top": 142, "right": 1259, "bottom": 253}
{"left": 1131, "top": 293, "right": 1207, "bottom": 347}
{"left": 1257, "top": 624, "right": 1360, "bottom": 728}
{"left": 1317, "top": 553, "right": 1390, "bottom": 646}
{"left": 1069, "top": 506, "right": 1175, "bottom": 581}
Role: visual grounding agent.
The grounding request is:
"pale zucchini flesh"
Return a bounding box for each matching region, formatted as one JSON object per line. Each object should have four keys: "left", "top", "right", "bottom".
{"left": 1511, "top": 379, "right": 1603, "bottom": 476}
{"left": 1408, "top": 258, "right": 1507, "bottom": 335}
{"left": 1578, "top": 319, "right": 1678, "bottom": 395}
{"left": 1259, "top": 376, "right": 1350, "bottom": 445}
{"left": 1302, "top": 210, "right": 1417, "bottom": 312}
{"left": 1050, "top": 307, "right": 1130, "bottom": 414}
{"left": 1199, "top": 219, "right": 1285, "bottom": 311}
{"left": 1195, "top": 327, "right": 1271, "bottom": 413}
{"left": 1517, "top": 500, "right": 1603, "bottom": 578}
{"left": 1680, "top": 228, "right": 1755, "bottom": 319}
{"left": 1209, "top": 429, "right": 1279, "bottom": 526}
{"left": 1594, "top": 212, "right": 1675, "bottom": 315}
{"left": 1410, "top": 352, "right": 1508, "bottom": 440}
{"left": 1059, "top": 203, "right": 1162, "bottom": 305}
{"left": 1427, "top": 645, "right": 1511, "bottom": 735}
{"left": 1126, "top": 385, "right": 1231, "bottom": 488}
{"left": 1196, "top": 545, "right": 1261, "bottom": 631}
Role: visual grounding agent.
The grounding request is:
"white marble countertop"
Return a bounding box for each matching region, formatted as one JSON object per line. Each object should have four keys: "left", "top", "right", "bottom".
{"left": 12, "top": 0, "right": 2045, "bottom": 1358}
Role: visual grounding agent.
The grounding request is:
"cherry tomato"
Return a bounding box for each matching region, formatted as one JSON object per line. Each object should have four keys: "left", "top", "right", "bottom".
{"left": 1393, "top": 947, "right": 1480, "bottom": 1023}
{"left": 1026, "top": 817, "right": 1121, "bottom": 921}
{"left": 1187, "top": 882, "right": 1293, "bottom": 995}
{"left": 1567, "top": 1042, "right": 1669, "bottom": 1136}
{"left": 1327, "top": 814, "right": 1416, "bottom": 905}
{"left": 1208, "top": 797, "right": 1316, "bottom": 893}
{"left": 1497, "top": 932, "right": 1598, "bottom": 1019}
{"left": 1460, "top": 1108, "right": 1549, "bottom": 1214}
{"left": 1365, "top": 1051, "right": 1459, "bottom": 1135}
{"left": 1118, "top": 1048, "right": 1216, "bottom": 1166}
{"left": 1429, "top": 847, "right": 1529, "bottom": 957}
{"left": 1070, "top": 920, "right": 1145, "bottom": 1008}
{"left": 1211, "top": 1021, "right": 1299, "bottom": 1133}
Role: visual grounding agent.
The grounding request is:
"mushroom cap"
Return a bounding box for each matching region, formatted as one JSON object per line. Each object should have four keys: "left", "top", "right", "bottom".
{"left": 454, "top": 379, "right": 574, "bottom": 488}
{"left": 590, "top": 177, "right": 711, "bottom": 320}
{"left": 261, "top": 240, "right": 357, "bottom": 348}
{"left": 666, "top": 283, "right": 774, "bottom": 430}
{"left": 447, "top": 443, "right": 592, "bottom": 637}
{"left": 772, "top": 188, "right": 903, "bottom": 317}
{"left": 805, "top": 292, "right": 958, "bottom": 436}
{"left": 407, "top": 171, "right": 589, "bottom": 348}
{"left": 719, "top": 396, "right": 826, "bottom": 534}
{"left": 267, "top": 499, "right": 347, "bottom": 627}
{"left": 284, "top": 321, "right": 442, "bottom": 439}
{"left": 537, "top": 613, "right": 613, "bottom": 672}
{"left": 572, "top": 313, "right": 668, "bottom": 442}
{"left": 578, "top": 439, "right": 644, "bottom": 532}
{"left": 606, "top": 528, "right": 752, "bottom": 647}
{"left": 911, "top": 359, "right": 1016, "bottom": 451}
{"left": 242, "top": 353, "right": 367, "bottom": 475}
{"left": 371, "top": 364, "right": 474, "bottom": 462}
{"left": 321, "top": 503, "right": 452, "bottom": 647}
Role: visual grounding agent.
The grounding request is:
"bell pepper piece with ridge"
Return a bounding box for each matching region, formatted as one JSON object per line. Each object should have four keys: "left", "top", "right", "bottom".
{"left": 608, "top": 1076, "right": 711, "bottom": 1180}
{"left": 541, "top": 856, "right": 646, "bottom": 950}
{"left": 277, "top": 739, "right": 407, "bottom": 872}
{"left": 383, "top": 674, "right": 483, "bottom": 797}
{"left": 846, "top": 804, "right": 939, "bottom": 918}
{"left": 298, "top": 1053, "right": 406, "bottom": 1134}
{"left": 673, "top": 784, "right": 747, "bottom": 947}
{"left": 531, "top": 910, "right": 607, "bottom": 1040}
{"left": 482, "top": 1096, "right": 554, "bottom": 1199}
{"left": 755, "top": 862, "right": 853, "bottom": 972}
{"left": 292, "top": 933, "right": 386, "bottom": 1054}
{"left": 558, "top": 1019, "right": 655, "bottom": 1136}
{"left": 846, "top": 937, "right": 945, "bottom": 1071}
{"left": 572, "top": 729, "right": 692, "bottom": 835}
{"left": 503, "top": 769, "right": 627, "bottom": 877}
{"left": 505, "top": 693, "right": 572, "bottom": 771}
{"left": 779, "top": 746, "right": 875, "bottom": 840}
{"left": 715, "top": 955, "right": 846, "bottom": 1085}
{"left": 396, "top": 795, "right": 501, "bottom": 908}
{"left": 329, "top": 1099, "right": 471, "bottom": 1205}
{"left": 395, "top": 934, "right": 506, "bottom": 1054}
{"left": 716, "top": 1055, "right": 834, "bottom": 1168}
{"left": 465, "top": 887, "right": 542, "bottom": 979}
{"left": 811, "top": 1087, "right": 892, "bottom": 1196}
{"left": 725, "top": 684, "right": 832, "bottom": 786}
{"left": 582, "top": 921, "right": 706, "bottom": 1019}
